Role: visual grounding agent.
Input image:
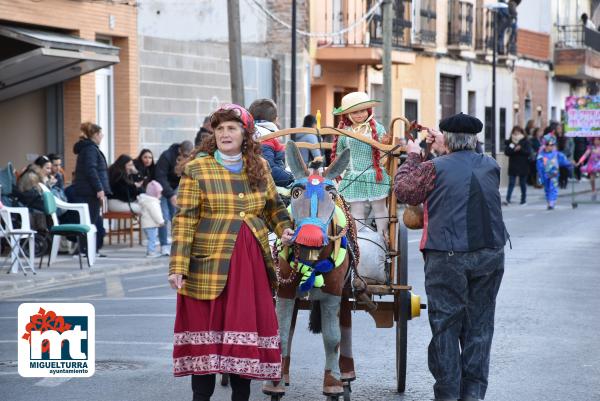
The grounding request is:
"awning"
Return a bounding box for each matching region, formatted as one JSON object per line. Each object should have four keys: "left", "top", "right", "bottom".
{"left": 0, "top": 25, "right": 120, "bottom": 102}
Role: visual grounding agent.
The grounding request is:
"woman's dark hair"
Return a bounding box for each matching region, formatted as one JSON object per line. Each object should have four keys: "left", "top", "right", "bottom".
{"left": 33, "top": 155, "right": 50, "bottom": 168}
{"left": 135, "top": 149, "right": 154, "bottom": 166}
{"left": 302, "top": 114, "right": 317, "bottom": 128}
{"left": 80, "top": 122, "right": 101, "bottom": 140}
{"left": 47, "top": 153, "right": 62, "bottom": 162}
{"left": 109, "top": 154, "right": 134, "bottom": 185}
{"left": 510, "top": 126, "right": 525, "bottom": 136}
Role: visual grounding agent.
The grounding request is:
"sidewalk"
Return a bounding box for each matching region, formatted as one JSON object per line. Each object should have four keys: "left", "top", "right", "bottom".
{"left": 0, "top": 243, "right": 168, "bottom": 299}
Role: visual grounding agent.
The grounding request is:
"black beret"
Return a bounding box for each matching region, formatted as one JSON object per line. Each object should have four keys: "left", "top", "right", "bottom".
{"left": 439, "top": 112, "right": 483, "bottom": 134}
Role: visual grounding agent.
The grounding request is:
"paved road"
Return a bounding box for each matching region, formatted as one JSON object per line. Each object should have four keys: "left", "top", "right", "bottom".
{"left": 1, "top": 196, "right": 599, "bottom": 401}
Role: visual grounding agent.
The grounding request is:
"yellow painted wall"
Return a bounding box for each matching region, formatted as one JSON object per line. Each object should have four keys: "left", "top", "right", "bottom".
{"left": 391, "top": 55, "right": 438, "bottom": 129}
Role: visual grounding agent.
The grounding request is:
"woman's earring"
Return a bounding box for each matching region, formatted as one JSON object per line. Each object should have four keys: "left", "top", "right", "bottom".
{"left": 242, "top": 140, "right": 248, "bottom": 153}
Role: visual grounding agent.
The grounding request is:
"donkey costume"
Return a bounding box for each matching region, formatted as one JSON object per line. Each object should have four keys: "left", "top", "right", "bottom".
{"left": 264, "top": 142, "right": 357, "bottom": 399}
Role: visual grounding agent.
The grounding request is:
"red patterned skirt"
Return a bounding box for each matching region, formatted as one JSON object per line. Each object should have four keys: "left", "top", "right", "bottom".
{"left": 172, "top": 223, "right": 281, "bottom": 380}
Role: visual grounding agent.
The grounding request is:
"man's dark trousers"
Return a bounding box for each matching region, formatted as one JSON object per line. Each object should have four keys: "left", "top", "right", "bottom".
{"left": 424, "top": 248, "right": 504, "bottom": 400}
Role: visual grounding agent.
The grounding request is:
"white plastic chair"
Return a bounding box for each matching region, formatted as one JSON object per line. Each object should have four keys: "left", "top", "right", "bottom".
{"left": 0, "top": 205, "right": 36, "bottom": 275}
{"left": 38, "top": 184, "right": 97, "bottom": 267}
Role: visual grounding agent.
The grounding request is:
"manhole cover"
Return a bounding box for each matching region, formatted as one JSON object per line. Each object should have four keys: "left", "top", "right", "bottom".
{"left": 96, "top": 360, "right": 144, "bottom": 371}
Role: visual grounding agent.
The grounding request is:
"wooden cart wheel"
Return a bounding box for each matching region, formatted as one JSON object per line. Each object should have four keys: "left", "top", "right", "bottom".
{"left": 395, "top": 221, "right": 408, "bottom": 393}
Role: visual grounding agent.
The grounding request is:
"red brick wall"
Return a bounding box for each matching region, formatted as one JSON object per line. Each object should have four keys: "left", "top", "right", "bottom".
{"left": 514, "top": 66, "right": 549, "bottom": 128}
{"left": 517, "top": 29, "right": 551, "bottom": 61}
{"left": 0, "top": 0, "right": 138, "bottom": 177}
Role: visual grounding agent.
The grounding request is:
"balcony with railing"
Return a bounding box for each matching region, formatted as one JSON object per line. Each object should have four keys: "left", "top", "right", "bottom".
{"left": 312, "top": 0, "right": 421, "bottom": 65}
{"left": 475, "top": 6, "right": 493, "bottom": 53}
{"left": 368, "top": 0, "right": 412, "bottom": 48}
{"left": 448, "top": 0, "right": 474, "bottom": 50}
{"left": 554, "top": 25, "right": 600, "bottom": 80}
{"left": 412, "top": 0, "right": 437, "bottom": 48}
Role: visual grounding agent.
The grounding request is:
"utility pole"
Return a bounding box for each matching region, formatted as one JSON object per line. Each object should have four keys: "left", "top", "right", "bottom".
{"left": 485, "top": 2, "right": 507, "bottom": 159}
{"left": 291, "top": 0, "right": 297, "bottom": 128}
{"left": 382, "top": 0, "right": 393, "bottom": 128}
{"left": 227, "top": 0, "right": 244, "bottom": 105}
{"left": 491, "top": 9, "right": 497, "bottom": 159}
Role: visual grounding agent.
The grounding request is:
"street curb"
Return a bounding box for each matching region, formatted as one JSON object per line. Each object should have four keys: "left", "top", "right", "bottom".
{"left": 0, "top": 257, "right": 168, "bottom": 299}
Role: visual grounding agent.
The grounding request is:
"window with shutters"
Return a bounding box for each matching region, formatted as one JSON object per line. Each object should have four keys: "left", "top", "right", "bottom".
{"left": 440, "top": 75, "right": 458, "bottom": 120}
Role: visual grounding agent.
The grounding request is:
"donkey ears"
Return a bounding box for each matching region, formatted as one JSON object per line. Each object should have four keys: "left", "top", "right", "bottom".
{"left": 324, "top": 148, "right": 350, "bottom": 180}
{"left": 285, "top": 141, "right": 309, "bottom": 179}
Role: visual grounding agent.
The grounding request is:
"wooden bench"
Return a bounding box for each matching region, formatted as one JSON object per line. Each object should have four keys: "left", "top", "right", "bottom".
{"left": 103, "top": 211, "right": 142, "bottom": 247}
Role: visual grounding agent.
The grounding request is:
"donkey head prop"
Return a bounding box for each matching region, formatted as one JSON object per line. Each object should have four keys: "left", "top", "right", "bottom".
{"left": 285, "top": 141, "right": 350, "bottom": 258}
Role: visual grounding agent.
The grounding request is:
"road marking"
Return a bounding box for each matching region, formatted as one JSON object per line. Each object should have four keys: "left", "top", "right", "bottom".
{"left": 524, "top": 213, "right": 535, "bottom": 217}
{"left": 0, "top": 340, "right": 172, "bottom": 346}
{"left": 96, "top": 340, "right": 172, "bottom": 346}
{"left": 0, "top": 313, "right": 173, "bottom": 319}
{"left": 408, "top": 239, "right": 420, "bottom": 243}
{"left": 3, "top": 296, "right": 175, "bottom": 302}
{"left": 121, "top": 272, "right": 166, "bottom": 281}
{"left": 6, "top": 280, "right": 105, "bottom": 296}
{"left": 78, "top": 293, "right": 104, "bottom": 299}
{"left": 105, "top": 275, "right": 125, "bottom": 298}
{"left": 35, "top": 377, "right": 73, "bottom": 387}
{"left": 127, "top": 284, "right": 170, "bottom": 293}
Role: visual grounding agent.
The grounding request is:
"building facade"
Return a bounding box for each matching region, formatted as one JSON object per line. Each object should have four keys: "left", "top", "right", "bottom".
{"left": 0, "top": 0, "right": 138, "bottom": 175}
{"left": 137, "top": 0, "right": 310, "bottom": 155}
{"left": 308, "top": 0, "right": 514, "bottom": 159}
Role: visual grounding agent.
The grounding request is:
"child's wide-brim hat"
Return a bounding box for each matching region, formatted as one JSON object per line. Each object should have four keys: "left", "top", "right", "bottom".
{"left": 333, "top": 92, "right": 381, "bottom": 116}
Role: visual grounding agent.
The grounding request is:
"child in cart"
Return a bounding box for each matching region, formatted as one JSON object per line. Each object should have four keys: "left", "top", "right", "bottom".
{"left": 331, "top": 92, "right": 391, "bottom": 240}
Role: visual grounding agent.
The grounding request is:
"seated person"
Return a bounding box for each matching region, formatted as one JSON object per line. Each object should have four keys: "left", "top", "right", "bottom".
{"left": 107, "top": 154, "right": 144, "bottom": 214}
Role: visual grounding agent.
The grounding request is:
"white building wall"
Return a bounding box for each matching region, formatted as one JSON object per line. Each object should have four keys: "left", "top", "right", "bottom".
{"left": 517, "top": 0, "right": 553, "bottom": 33}
{"left": 137, "top": 0, "right": 308, "bottom": 155}
{"left": 436, "top": 59, "right": 513, "bottom": 145}
{"left": 138, "top": 0, "right": 267, "bottom": 42}
{"left": 436, "top": 58, "right": 513, "bottom": 186}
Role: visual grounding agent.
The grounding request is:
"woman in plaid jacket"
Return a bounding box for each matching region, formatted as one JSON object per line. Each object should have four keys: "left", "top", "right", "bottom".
{"left": 168, "top": 104, "right": 294, "bottom": 401}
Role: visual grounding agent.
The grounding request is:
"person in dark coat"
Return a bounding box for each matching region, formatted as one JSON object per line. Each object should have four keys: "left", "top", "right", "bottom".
{"left": 155, "top": 140, "right": 194, "bottom": 255}
{"left": 394, "top": 112, "right": 507, "bottom": 401}
{"left": 248, "top": 98, "right": 294, "bottom": 187}
{"left": 503, "top": 126, "right": 531, "bottom": 205}
{"left": 527, "top": 127, "right": 542, "bottom": 186}
{"left": 69, "top": 122, "right": 111, "bottom": 252}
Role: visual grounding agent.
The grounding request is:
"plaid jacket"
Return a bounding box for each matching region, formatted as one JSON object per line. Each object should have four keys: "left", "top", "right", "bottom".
{"left": 169, "top": 155, "right": 292, "bottom": 300}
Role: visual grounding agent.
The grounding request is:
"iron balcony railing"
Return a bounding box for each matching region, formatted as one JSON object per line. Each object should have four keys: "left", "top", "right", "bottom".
{"left": 475, "top": 6, "right": 494, "bottom": 51}
{"left": 368, "top": 0, "right": 413, "bottom": 48}
{"left": 314, "top": 0, "right": 436, "bottom": 50}
{"left": 412, "top": 0, "right": 437, "bottom": 46}
{"left": 555, "top": 25, "right": 600, "bottom": 53}
{"left": 448, "top": 0, "right": 474, "bottom": 47}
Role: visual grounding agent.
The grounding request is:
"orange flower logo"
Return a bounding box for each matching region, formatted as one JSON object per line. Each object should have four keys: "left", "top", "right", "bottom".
{"left": 21, "top": 308, "right": 72, "bottom": 353}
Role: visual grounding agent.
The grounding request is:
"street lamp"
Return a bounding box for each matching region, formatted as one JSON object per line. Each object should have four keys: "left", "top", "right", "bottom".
{"left": 485, "top": 2, "right": 508, "bottom": 160}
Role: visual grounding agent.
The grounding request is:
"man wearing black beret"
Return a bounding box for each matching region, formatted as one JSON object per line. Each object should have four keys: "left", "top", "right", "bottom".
{"left": 394, "top": 112, "right": 508, "bottom": 401}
